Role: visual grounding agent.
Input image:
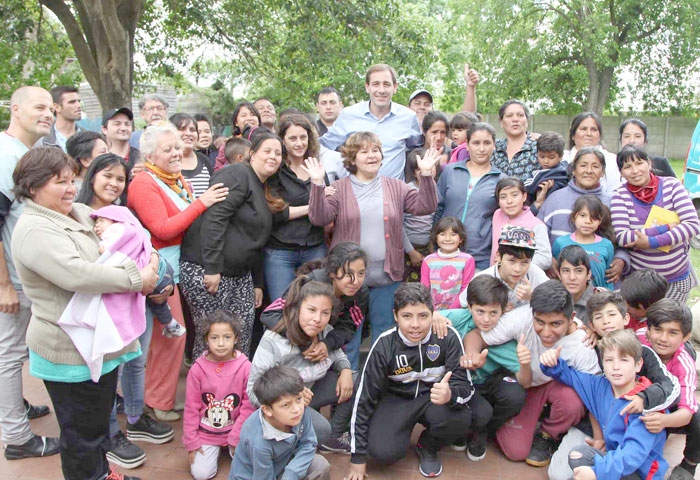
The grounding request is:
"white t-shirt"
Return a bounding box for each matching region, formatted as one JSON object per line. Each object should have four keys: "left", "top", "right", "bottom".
{"left": 480, "top": 305, "right": 600, "bottom": 386}
{"left": 461, "top": 263, "right": 549, "bottom": 309}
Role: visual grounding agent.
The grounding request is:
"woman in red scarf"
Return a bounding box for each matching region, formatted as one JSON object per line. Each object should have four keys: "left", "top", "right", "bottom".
{"left": 127, "top": 123, "right": 229, "bottom": 421}
{"left": 611, "top": 144, "right": 700, "bottom": 303}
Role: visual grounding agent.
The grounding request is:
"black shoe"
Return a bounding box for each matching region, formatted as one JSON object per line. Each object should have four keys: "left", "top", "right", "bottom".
{"left": 466, "top": 432, "right": 487, "bottom": 462}
{"left": 126, "top": 414, "right": 174, "bottom": 444}
{"left": 115, "top": 394, "right": 125, "bottom": 414}
{"left": 4, "top": 434, "right": 60, "bottom": 460}
{"left": 525, "top": 431, "right": 556, "bottom": 467}
{"left": 450, "top": 437, "right": 466, "bottom": 452}
{"left": 23, "top": 399, "right": 50, "bottom": 420}
{"left": 106, "top": 469, "right": 143, "bottom": 480}
{"left": 106, "top": 431, "right": 146, "bottom": 469}
{"left": 415, "top": 443, "right": 442, "bottom": 477}
{"left": 669, "top": 464, "right": 696, "bottom": 480}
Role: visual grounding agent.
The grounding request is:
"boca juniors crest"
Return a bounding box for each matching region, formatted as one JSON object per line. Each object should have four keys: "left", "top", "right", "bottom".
{"left": 425, "top": 344, "right": 440, "bottom": 362}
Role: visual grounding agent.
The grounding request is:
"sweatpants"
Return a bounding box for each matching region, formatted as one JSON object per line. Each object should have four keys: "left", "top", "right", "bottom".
{"left": 364, "top": 393, "right": 472, "bottom": 464}
{"left": 496, "top": 380, "right": 585, "bottom": 461}
{"left": 474, "top": 369, "right": 527, "bottom": 435}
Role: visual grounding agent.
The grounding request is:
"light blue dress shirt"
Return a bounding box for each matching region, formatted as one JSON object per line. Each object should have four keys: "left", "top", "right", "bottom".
{"left": 320, "top": 101, "right": 423, "bottom": 180}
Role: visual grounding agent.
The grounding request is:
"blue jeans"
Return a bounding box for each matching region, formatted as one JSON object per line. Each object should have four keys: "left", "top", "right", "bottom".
{"left": 263, "top": 244, "right": 327, "bottom": 301}
{"left": 346, "top": 281, "right": 400, "bottom": 370}
{"left": 109, "top": 308, "right": 153, "bottom": 436}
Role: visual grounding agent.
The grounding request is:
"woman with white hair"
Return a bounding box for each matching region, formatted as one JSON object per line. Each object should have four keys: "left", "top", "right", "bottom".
{"left": 127, "top": 123, "right": 228, "bottom": 421}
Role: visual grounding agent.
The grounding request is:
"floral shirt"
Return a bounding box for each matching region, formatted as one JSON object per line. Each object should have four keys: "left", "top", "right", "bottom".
{"left": 491, "top": 134, "right": 539, "bottom": 182}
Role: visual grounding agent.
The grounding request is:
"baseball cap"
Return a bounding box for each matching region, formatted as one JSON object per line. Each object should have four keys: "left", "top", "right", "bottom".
{"left": 408, "top": 89, "right": 433, "bottom": 105}
{"left": 102, "top": 107, "right": 134, "bottom": 127}
{"left": 498, "top": 226, "right": 537, "bottom": 250}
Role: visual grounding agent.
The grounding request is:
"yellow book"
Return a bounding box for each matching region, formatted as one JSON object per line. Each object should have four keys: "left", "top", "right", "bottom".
{"left": 644, "top": 205, "right": 680, "bottom": 253}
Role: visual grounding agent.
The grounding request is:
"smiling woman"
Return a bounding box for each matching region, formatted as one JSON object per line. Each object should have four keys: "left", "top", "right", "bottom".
{"left": 170, "top": 113, "right": 212, "bottom": 198}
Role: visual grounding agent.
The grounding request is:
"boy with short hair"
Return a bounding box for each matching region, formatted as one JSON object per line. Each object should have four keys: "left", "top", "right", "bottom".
{"left": 526, "top": 132, "right": 569, "bottom": 213}
{"left": 540, "top": 329, "right": 668, "bottom": 480}
{"left": 463, "top": 280, "right": 600, "bottom": 466}
{"left": 639, "top": 299, "right": 699, "bottom": 480}
{"left": 620, "top": 269, "right": 669, "bottom": 332}
{"left": 346, "top": 283, "right": 475, "bottom": 479}
{"left": 461, "top": 226, "right": 548, "bottom": 311}
{"left": 230, "top": 365, "right": 330, "bottom": 480}
{"left": 439, "top": 275, "right": 530, "bottom": 461}
{"left": 558, "top": 245, "right": 596, "bottom": 323}
{"left": 548, "top": 290, "right": 680, "bottom": 480}
{"left": 224, "top": 137, "right": 252, "bottom": 167}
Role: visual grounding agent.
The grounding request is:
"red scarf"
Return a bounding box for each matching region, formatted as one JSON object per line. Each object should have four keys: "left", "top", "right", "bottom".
{"left": 626, "top": 172, "right": 659, "bottom": 204}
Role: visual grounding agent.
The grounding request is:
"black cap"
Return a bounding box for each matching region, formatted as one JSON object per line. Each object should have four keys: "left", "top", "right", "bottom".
{"left": 102, "top": 107, "right": 134, "bottom": 127}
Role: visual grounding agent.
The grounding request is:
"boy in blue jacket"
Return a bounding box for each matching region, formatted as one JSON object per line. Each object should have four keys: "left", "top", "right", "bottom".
{"left": 540, "top": 329, "right": 668, "bottom": 480}
{"left": 230, "top": 365, "right": 330, "bottom": 480}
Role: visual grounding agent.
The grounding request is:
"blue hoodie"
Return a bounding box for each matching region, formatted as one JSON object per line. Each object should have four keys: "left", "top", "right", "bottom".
{"left": 542, "top": 359, "right": 668, "bottom": 480}
{"left": 435, "top": 161, "right": 505, "bottom": 270}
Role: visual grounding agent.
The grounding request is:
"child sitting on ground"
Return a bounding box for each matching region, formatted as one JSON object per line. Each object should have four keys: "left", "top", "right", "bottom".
{"left": 540, "top": 329, "right": 668, "bottom": 480}
{"left": 346, "top": 283, "right": 475, "bottom": 479}
{"left": 463, "top": 225, "right": 548, "bottom": 311}
{"left": 421, "top": 216, "right": 475, "bottom": 309}
{"left": 619, "top": 269, "right": 669, "bottom": 332}
{"left": 437, "top": 275, "right": 530, "bottom": 461}
{"left": 230, "top": 365, "right": 331, "bottom": 480}
{"left": 93, "top": 206, "right": 184, "bottom": 338}
{"left": 526, "top": 131, "right": 569, "bottom": 214}
{"left": 637, "top": 299, "right": 699, "bottom": 480}
{"left": 491, "top": 177, "right": 552, "bottom": 270}
{"left": 184, "top": 311, "right": 254, "bottom": 480}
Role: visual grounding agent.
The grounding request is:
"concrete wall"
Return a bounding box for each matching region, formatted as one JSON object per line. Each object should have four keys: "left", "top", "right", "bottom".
{"left": 480, "top": 113, "right": 698, "bottom": 160}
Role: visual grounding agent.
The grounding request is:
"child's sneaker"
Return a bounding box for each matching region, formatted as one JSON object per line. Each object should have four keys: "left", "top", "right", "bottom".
{"left": 106, "top": 431, "right": 146, "bottom": 469}
{"left": 163, "top": 321, "right": 186, "bottom": 338}
{"left": 450, "top": 437, "right": 466, "bottom": 451}
{"left": 319, "top": 432, "right": 351, "bottom": 454}
{"left": 415, "top": 443, "right": 442, "bottom": 477}
{"left": 466, "top": 432, "right": 486, "bottom": 461}
{"left": 525, "top": 431, "right": 556, "bottom": 467}
{"left": 127, "top": 414, "right": 175, "bottom": 443}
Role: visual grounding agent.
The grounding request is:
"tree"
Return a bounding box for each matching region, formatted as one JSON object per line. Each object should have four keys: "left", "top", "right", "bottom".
{"left": 0, "top": 0, "right": 81, "bottom": 126}
{"left": 39, "top": 0, "right": 146, "bottom": 110}
{"left": 159, "top": 0, "right": 446, "bottom": 112}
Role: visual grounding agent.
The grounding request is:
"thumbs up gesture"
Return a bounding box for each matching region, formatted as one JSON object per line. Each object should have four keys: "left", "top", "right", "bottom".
{"left": 460, "top": 349, "right": 488, "bottom": 370}
{"left": 515, "top": 277, "right": 532, "bottom": 302}
{"left": 430, "top": 371, "right": 453, "bottom": 405}
{"left": 516, "top": 333, "right": 531, "bottom": 366}
{"left": 463, "top": 64, "right": 480, "bottom": 87}
{"left": 539, "top": 345, "right": 562, "bottom": 367}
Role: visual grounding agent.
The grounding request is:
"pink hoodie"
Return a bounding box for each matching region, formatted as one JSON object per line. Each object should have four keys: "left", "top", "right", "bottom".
{"left": 183, "top": 351, "right": 255, "bottom": 450}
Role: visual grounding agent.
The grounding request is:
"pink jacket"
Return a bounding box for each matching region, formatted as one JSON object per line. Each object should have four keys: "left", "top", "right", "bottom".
{"left": 182, "top": 352, "right": 255, "bottom": 450}
{"left": 309, "top": 175, "right": 437, "bottom": 282}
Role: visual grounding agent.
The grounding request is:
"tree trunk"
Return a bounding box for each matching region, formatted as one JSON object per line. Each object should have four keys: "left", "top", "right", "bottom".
{"left": 39, "top": 0, "right": 144, "bottom": 111}
{"left": 585, "top": 64, "right": 615, "bottom": 117}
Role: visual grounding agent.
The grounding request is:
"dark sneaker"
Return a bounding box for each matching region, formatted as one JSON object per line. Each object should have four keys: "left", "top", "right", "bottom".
{"left": 126, "top": 414, "right": 174, "bottom": 444}
{"left": 525, "top": 431, "right": 556, "bottom": 467}
{"left": 319, "top": 432, "right": 351, "bottom": 454}
{"left": 4, "top": 434, "right": 60, "bottom": 460}
{"left": 450, "top": 437, "right": 466, "bottom": 451}
{"left": 415, "top": 443, "right": 442, "bottom": 477}
{"left": 23, "top": 399, "right": 50, "bottom": 420}
{"left": 106, "top": 431, "right": 146, "bottom": 469}
{"left": 106, "top": 469, "right": 142, "bottom": 480}
{"left": 466, "top": 432, "right": 487, "bottom": 462}
{"left": 115, "top": 394, "right": 125, "bottom": 414}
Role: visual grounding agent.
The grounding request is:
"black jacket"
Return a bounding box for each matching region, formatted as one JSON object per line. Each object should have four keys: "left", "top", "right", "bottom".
{"left": 349, "top": 326, "right": 474, "bottom": 463}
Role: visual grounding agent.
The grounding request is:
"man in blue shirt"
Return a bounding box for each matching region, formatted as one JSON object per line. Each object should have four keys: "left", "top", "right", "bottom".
{"left": 320, "top": 64, "right": 422, "bottom": 180}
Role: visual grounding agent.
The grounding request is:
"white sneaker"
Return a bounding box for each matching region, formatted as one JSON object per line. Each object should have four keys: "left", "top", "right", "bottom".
{"left": 163, "top": 322, "right": 186, "bottom": 338}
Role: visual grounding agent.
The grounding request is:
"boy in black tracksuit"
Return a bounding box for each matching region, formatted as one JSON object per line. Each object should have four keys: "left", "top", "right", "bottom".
{"left": 345, "top": 283, "right": 476, "bottom": 479}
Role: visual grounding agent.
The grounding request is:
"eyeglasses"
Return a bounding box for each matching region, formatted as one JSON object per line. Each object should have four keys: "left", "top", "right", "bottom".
{"left": 143, "top": 105, "right": 166, "bottom": 112}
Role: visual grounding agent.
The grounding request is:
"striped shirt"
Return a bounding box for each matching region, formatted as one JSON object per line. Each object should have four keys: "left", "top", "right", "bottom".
{"left": 611, "top": 177, "right": 700, "bottom": 281}
{"left": 182, "top": 152, "right": 212, "bottom": 198}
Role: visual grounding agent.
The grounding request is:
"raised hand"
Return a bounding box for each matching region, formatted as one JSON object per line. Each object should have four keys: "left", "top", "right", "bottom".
{"left": 464, "top": 64, "right": 480, "bottom": 87}
{"left": 461, "top": 348, "right": 488, "bottom": 370}
{"left": 430, "top": 371, "right": 453, "bottom": 405}
{"left": 515, "top": 277, "right": 532, "bottom": 302}
{"left": 416, "top": 148, "right": 440, "bottom": 175}
{"left": 300, "top": 157, "right": 326, "bottom": 186}
{"left": 539, "top": 345, "right": 562, "bottom": 367}
{"left": 516, "top": 334, "right": 531, "bottom": 366}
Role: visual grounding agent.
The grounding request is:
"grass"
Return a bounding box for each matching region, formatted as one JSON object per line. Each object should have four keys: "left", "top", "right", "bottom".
{"left": 668, "top": 158, "right": 700, "bottom": 305}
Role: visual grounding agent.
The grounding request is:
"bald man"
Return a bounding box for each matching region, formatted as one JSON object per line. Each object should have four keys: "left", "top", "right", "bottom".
{"left": 0, "top": 86, "right": 59, "bottom": 460}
